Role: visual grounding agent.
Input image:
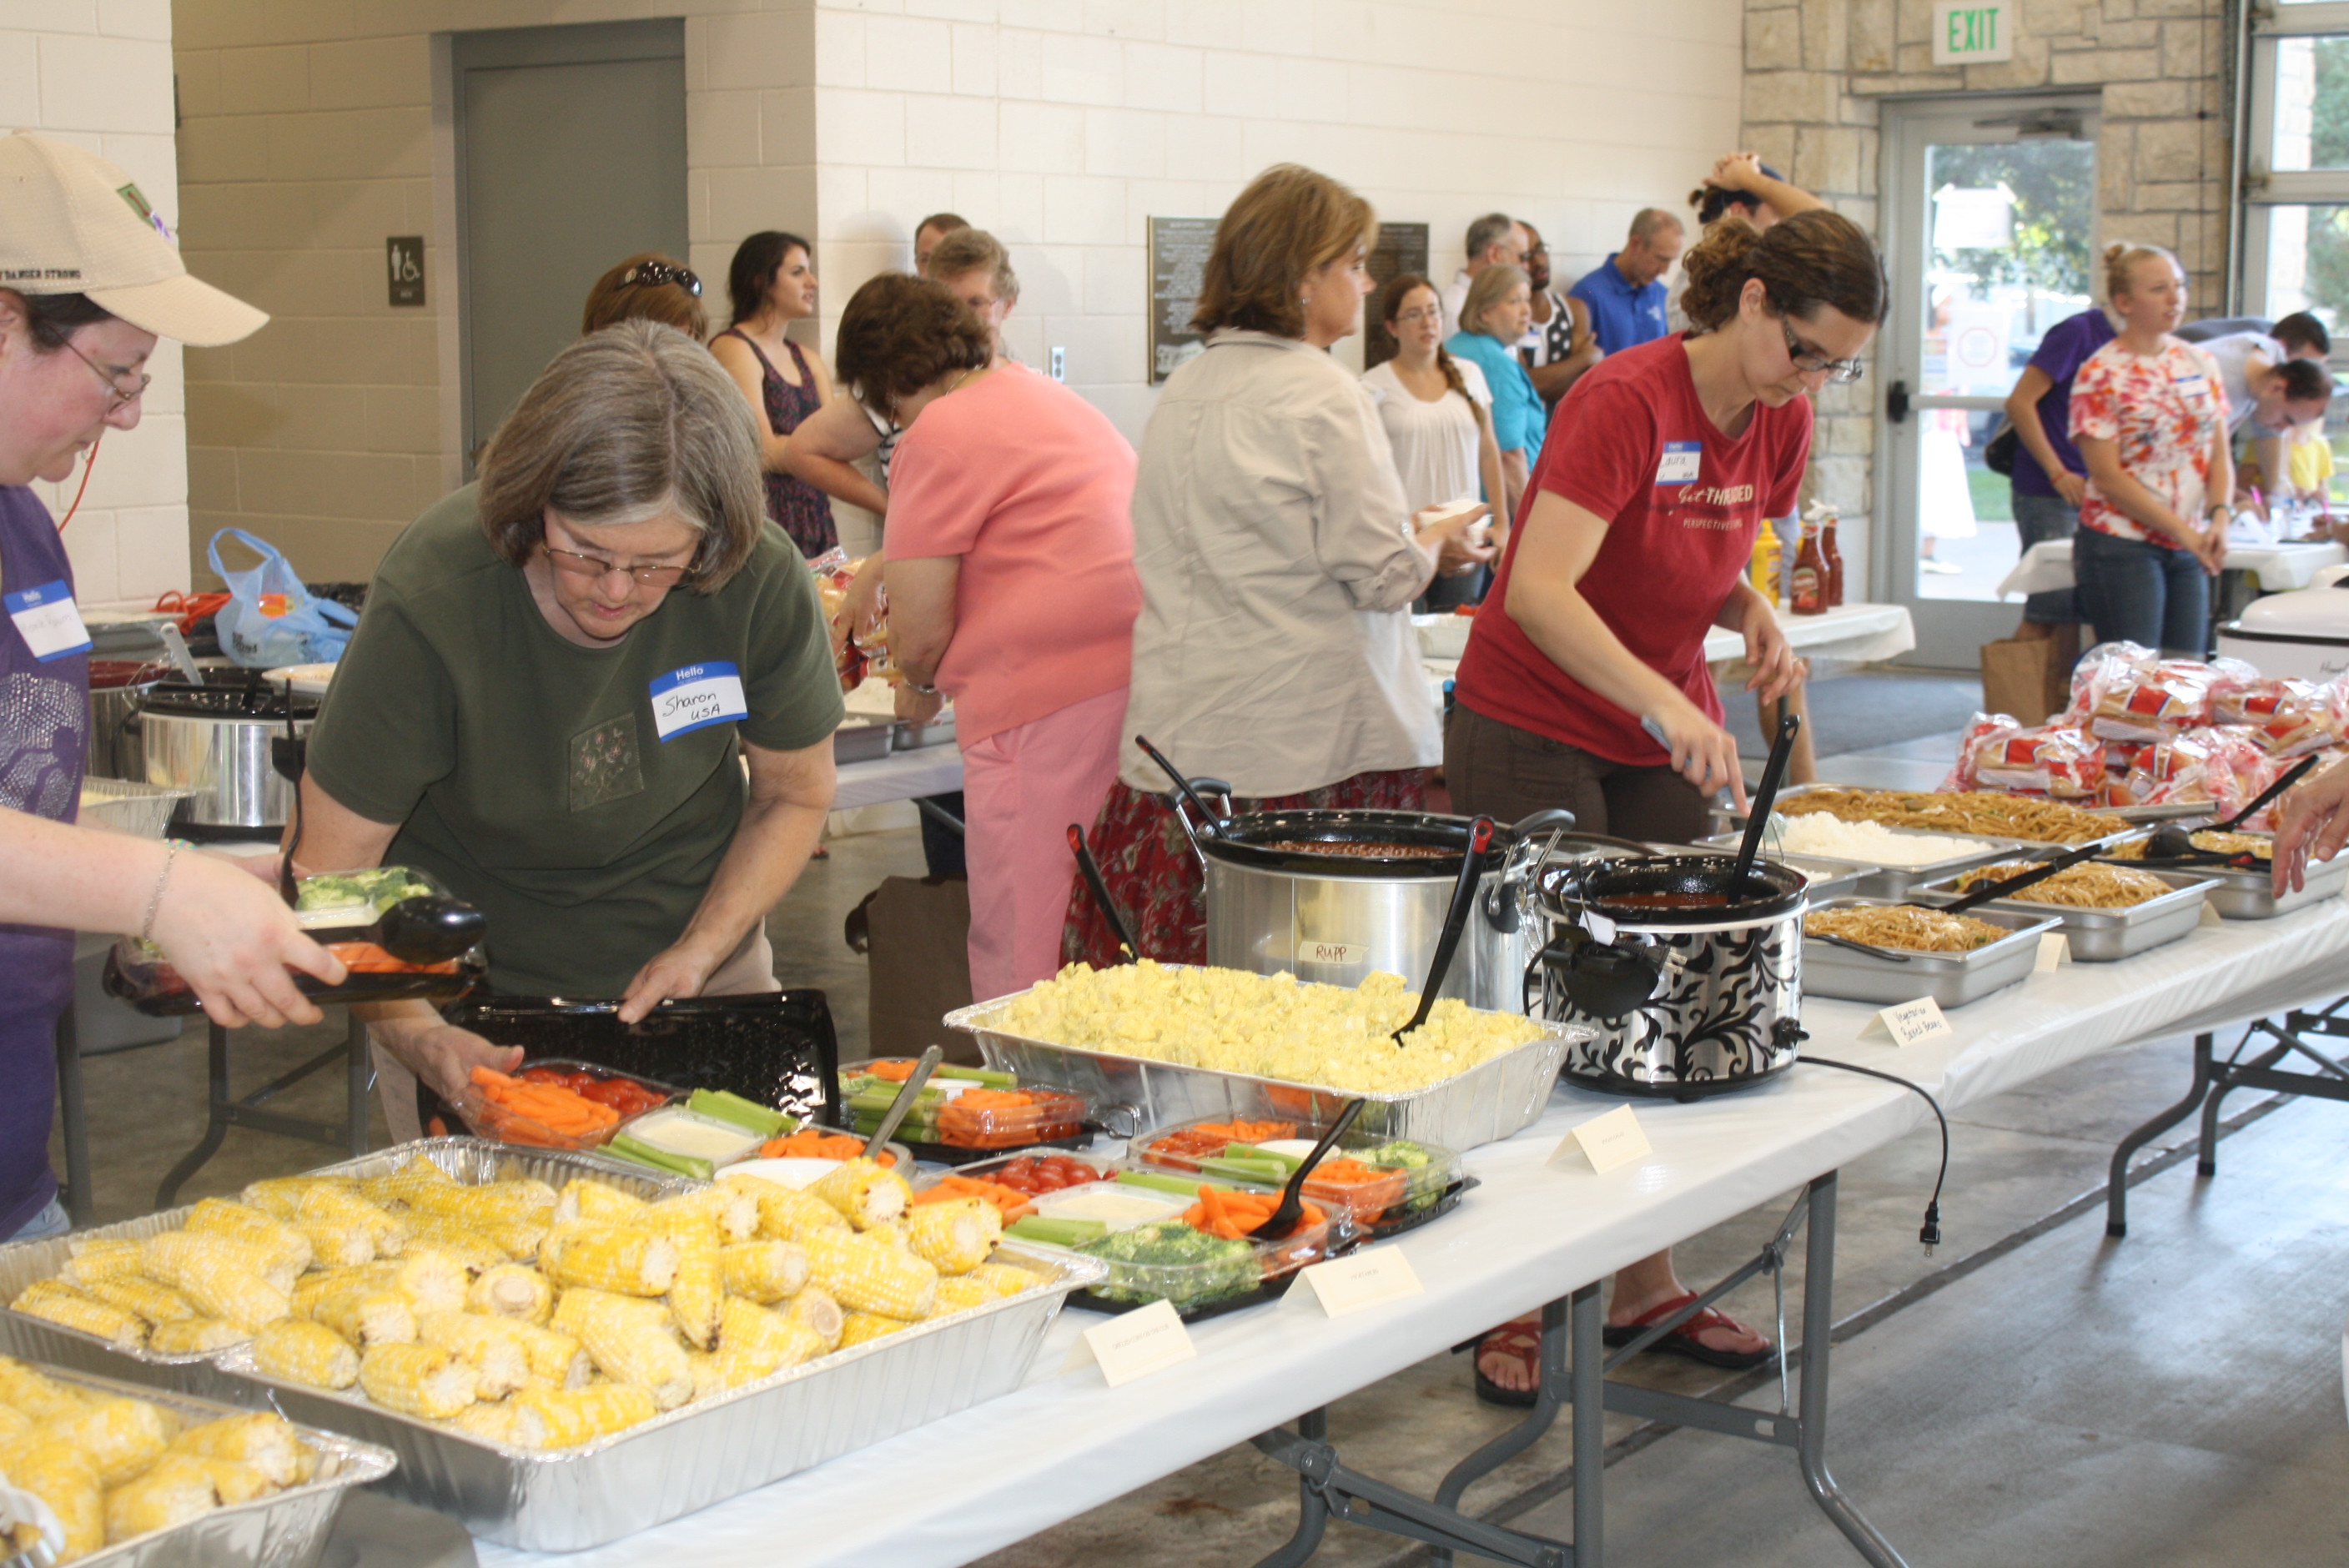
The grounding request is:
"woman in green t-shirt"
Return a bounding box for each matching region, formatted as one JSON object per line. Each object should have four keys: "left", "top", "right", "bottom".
{"left": 295, "top": 322, "right": 846, "bottom": 1125}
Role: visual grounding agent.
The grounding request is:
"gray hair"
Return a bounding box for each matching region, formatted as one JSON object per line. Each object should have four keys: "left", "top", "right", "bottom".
{"left": 1629, "top": 207, "right": 1684, "bottom": 245}
{"left": 1461, "top": 264, "right": 1530, "bottom": 339}
{"left": 1464, "top": 212, "right": 1517, "bottom": 263}
{"left": 475, "top": 319, "right": 767, "bottom": 591}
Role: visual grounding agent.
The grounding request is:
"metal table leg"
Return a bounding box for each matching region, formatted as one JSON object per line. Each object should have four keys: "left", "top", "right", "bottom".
{"left": 154, "top": 1012, "right": 375, "bottom": 1210}
{"left": 1793, "top": 1173, "right": 1907, "bottom": 1566}
{"left": 2106, "top": 1032, "right": 2214, "bottom": 1238}
{"left": 53, "top": 1000, "right": 93, "bottom": 1228}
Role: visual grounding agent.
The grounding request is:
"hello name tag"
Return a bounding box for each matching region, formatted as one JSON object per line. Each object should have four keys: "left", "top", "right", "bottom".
{"left": 1551, "top": 1104, "right": 1652, "bottom": 1173}
{"left": 3, "top": 580, "right": 92, "bottom": 663}
{"left": 648, "top": 661, "right": 747, "bottom": 741}
{"left": 1860, "top": 997, "right": 1954, "bottom": 1047}
{"left": 1299, "top": 1246, "right": 1424, "bottom": 1317}
{"left": 1655, "top": 441, "right": 1703, "bottom": 486}
{"left": 1065, "top": 1297, "right": 1196, "bottom": 1387}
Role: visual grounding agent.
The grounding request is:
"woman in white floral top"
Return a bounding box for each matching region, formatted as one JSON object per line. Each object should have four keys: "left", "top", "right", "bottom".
{"left": 2067, "top": 243, "right": 2231, "bottom": 656}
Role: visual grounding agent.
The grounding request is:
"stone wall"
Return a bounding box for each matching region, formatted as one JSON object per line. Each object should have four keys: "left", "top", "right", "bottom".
{"left": 1739, "top": 0, "right": 2230, "bottom": 594}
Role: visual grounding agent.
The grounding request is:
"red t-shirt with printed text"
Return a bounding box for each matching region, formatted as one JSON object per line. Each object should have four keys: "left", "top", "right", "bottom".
{"left": 1454, "top": 334, "right": 1813, "bottom": 765}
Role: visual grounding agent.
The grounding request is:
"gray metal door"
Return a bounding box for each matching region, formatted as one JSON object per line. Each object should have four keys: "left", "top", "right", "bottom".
{"left": 454, "top": 20, "right": 688, "bottom": 469}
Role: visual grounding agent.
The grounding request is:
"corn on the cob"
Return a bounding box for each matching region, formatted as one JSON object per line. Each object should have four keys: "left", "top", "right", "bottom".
{"left": 715, "top": 1295, "right": 830, "bottom": 1387}
{"left": 313, "top": 1249, "right": 465, "bottom": 1314}
{"left": 392, "top": 1218, "right": 509, "bottom": 1276}
{"left": 142, "top": 1229, "right": 297, "bottom": 1294}
{"left": 404, "top": 1178, "right": 556, "bottom": 1230}
{"left": 184, "top": 1199, "right": 313, "bottom": 1276}
{"left": 137, "top": 1235, "right": 291, "bottom": 1329}
{"left": 445, "top": 1400, "right": 531, "bottom": 1446}
{"left": 9, "top": 1281, "right": 145, "bottom": 1350}
{"left": 551, "top": 1284, "right": 663, "bottom": 1341}
{"left": 540, "top": 1227, "right": 679, "bottom": 1297}
{"left": 199, "top": 1455, "right": 277, "bottom": 1505}
{"left": 100, "top": 1451, "right": 223, "bottom": 1544}
{"left": 80, "top": 1274, "right": 194, "bottom": 1328}
{"left": 465, "top": 1264, "right": 553, "bottom": 1324}
{"left": 146, "top": 1318, "right": 246, "bottom": 1355}
{"left": 684, "top": 1347, "right": 724, "bottom": 1402}
{"left": 837, "top": 1312, "right": 909, "bottom": 1348}
{"left": 169, "top": 1413, "right": 312, "bottom": 1489}
{"left": 309, "top": 1286, "right": 416, "bottom": 1349}
{"left": 0, "top": 1402, "right": 32, "bottom": 1443}
{"left": 649, "top": 1187, "right": 758, "bottom": 1244}
{"left": 862, "top": 1219, "right": 911, "bottom": 1251}
{"left": 810, "top": 1158, "right": 911, "bottom": 1231}
{"left": 557, "top": 1289, "right": 692, "bottom": 1410}
{"left": 783, "top": 1286, "right": 844, "bottom": 1349}
{"left": 667, "top": 1245, "right": 722, "bottom": 1351}
{"left": 359, "top": 1343, "right": 478, "bottom": 1420}
{"left": 293, "top": 1219, "right": 377, "bottom": 1270}
{"left": 482, "top": 1218, "right": 551, "bottom": 1262}
{"left": 238, "top": 1175, "right": 352, "bottom": 1220}
{"left": 39, "top": 1395, "right": 179, "bottom": 1488}
{"left": 251, "top": 1319, "right": 361, "bottom": 1391}
{"left": 929, "top": 1275, "right": 998, "bottom": 1315}
{"left": 726, "top": 1176, "right": 851, "bottom": 1243}
{"left": 718, "top": 1240, "right": 808, "bottom": 1304}
{"left": 357, "top": 1154, "right": 456, "bottom": 1209}
{"left": 1, "top": 1433, "right": 103, "bottom": 1560}
{"left": 415, "top": 1312, "right": 529, "bottom": 1399}
{"left": 554, "top": 1179, "right": 646, "bottom": 1229}
{"left": 508, "top": 1383, "right": 656, "bottom": 1450}
{"left": 802, "top": 1233, "right": 938, "bottom": 1319}
{"left": 904, "top": 1197, "right": 1000, "bottom": 1276}
{"left": 964, "top": 1261, "right": 1040, "bottom": 1298}
{"left": 58, "top": 1239, "right": 144, "bottom": 1289}
{"left": 294, "top": 1185, "right": 408, "bottom": 1257}
{"left": 506, "top": 1321, "right": 591, "bottom": 1388}
{"left": 0, "top": 1357, "right": 93, "bottom": 1420}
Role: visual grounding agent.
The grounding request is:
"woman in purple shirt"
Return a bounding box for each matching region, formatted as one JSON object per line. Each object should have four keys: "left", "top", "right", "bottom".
{"left": 2003, "top": 305, "right": 2116, "bottom": 654}
{"left": 0, "top": 133, "right": 338, "bottom": 1239}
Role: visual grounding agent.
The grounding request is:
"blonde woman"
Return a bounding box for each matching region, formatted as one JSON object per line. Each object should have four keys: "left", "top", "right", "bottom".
{"left": 1064, "top": 163, "right": 1490, "bottom": 967}
{"left": 1446, "top": 264, "right": 1543, "bottom": 522}
{"left": 1363, "top": 273, "right": 1506, "bottom": 610}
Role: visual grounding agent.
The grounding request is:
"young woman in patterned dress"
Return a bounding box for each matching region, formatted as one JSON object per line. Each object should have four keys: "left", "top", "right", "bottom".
{"left": 710, "top": 231, "right": 846, "bottom": 559}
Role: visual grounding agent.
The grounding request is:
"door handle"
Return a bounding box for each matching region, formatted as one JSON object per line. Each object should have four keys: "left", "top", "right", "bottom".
{"left": 1887, "top": 379, "right": 1910, "bottom": 424}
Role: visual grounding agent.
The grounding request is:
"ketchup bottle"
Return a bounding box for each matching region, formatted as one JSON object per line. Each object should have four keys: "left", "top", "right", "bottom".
{"left": 1821, "top": 515, "right": 1844, "bottom": 607}
{"left": 1790, "top": 518, "right": 1826, "bottom": 616}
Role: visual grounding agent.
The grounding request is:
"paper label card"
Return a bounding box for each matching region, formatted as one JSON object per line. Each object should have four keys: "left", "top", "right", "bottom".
{"left": 2035, "top": 932, "right": 2070, "bottom": 972}
{"left": 1859, "top": 998, "right": 1954, "bottom": 1047}
{"left": 2200, "top": 901, "right": 2224, "bottom": 927}
{"left": 1299, "top": 1247, "right": 1423, "bottom": 1318}
{"left": 1072, "top": 1298, "right": 1195, "bottom": 1387}
{"left": 1550, "top": 1104, "right": 1652, "bottom": 1173}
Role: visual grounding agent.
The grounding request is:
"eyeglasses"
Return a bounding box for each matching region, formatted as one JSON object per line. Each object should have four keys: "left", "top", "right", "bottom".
{"left": 618, "top": 261, "right": 702, "bottom": 297}
{"left": 67, "top": 341, "right": 150, "bottom": 410}
{"left": 540, "top": 541, "right": 697, "bottom": 588}
{"left": 1395, "top": 307, "right": 1443, "bottom": 324}
{"left": 1782, "top": 321, "right": 1867, "bottom": 384}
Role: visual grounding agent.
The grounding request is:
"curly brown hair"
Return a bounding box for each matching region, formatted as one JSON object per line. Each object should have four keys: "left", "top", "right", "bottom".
{"left": 1679, "top": 210, "right": 1886, "bottom": 334}
{"left": 1190, "top": 164, "right": 1374, "bottom": 339}
{"left": 832, "top": 274, "right": 993, "bottom": 413}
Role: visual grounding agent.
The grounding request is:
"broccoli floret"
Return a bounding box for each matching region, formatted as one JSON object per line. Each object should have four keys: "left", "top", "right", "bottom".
{"left": 1082, "top": 1220, "right": 1260, "bottom": 1305}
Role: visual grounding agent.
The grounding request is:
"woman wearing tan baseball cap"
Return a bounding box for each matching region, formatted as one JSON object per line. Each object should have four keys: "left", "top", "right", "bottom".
{"left": 0, "top": 131, "right": 342, "bottom": 1241}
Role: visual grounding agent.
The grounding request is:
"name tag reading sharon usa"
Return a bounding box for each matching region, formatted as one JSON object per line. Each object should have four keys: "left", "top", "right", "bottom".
{"left": 1655, "top": 441, "right": 1702, "bottom": 486}
{"left": 648, "top": 661, "right": 748, "bottom": 741}
{"left": 4, "top": 580, "right": 92, "bottom": 663}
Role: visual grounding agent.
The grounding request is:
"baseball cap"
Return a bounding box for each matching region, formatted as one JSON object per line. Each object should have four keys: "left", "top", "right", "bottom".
{"left": 0, "top": 130, "right": 266, "bottom": 346}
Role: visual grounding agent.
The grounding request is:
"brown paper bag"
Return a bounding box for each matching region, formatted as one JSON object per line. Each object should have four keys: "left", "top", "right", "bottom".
{"left": 862, "top": 876, "right": 981, "bottom": 1063}
{"left": 1979, "top": 637, "right": 2062, "bottom": 726}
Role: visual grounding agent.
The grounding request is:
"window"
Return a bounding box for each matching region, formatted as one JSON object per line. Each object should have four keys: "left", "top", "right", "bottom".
{"left": 2247, "top": 5, "right": 2349, "bottom": 343}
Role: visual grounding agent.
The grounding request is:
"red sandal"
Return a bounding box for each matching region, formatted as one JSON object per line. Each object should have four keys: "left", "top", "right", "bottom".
{"left": 1466, "top": 1315, "right": 1543, "bottom": 1408}
{"left": 1602, "top": 1292, "right": 1772, "bottom": 1370}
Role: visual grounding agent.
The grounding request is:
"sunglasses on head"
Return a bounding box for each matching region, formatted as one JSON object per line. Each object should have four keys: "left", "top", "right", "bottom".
{"left": 619, "top": 261, "right": 702, "bottom": 297}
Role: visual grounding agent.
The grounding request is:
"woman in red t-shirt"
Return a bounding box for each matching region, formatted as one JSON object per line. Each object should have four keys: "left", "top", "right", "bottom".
{"left": 1448, "top": 210, "right": 1886, "bottom": 1401}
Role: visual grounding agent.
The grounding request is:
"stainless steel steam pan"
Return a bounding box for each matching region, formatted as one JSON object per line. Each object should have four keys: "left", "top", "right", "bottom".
{"left": 1801, "top": 898, "right": 2061, "bottom": 1007}
{"left": 1909, "top": 867, "right": 2219, "bottom": 962}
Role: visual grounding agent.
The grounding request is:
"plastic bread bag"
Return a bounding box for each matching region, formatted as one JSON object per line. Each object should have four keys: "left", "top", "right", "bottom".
{"left": 1957, "top": 716, "right": 2107, "bottom": 798}
{"left": 2088, "top": 651, "right": 2231, "bottom": 741}
{"left": 2214, "top": 672, "right": 2349, "bottom": 757}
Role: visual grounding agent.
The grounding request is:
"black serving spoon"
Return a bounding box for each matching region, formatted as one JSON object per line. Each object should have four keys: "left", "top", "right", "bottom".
{"left": 2142, "top": 755, "right": 2320, "bottom": 862}
{"left": 1067, "top": 823, "right": 1142, "bottom": 963}
{"left": 1732, "top": 711, "right": 1802, "bottom": 896}
{"left": 1134, "top": 734, "right": 1225, "bottom": 840}
{"left": 373, "top": 896, "right": 489, "bottom": 965}
{"left": 1392, "top": 817, "right": 1494, "bottom": 1045}
{"left": 1248, "top": 1098, "right": 1366, "bottom": 1241}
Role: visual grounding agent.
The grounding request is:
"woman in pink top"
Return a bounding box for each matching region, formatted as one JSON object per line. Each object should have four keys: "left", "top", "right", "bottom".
{"left": 834, "top": 275, "right": 1142, "bottom": 1000}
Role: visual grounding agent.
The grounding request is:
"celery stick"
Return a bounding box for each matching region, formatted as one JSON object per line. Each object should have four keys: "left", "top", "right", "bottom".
{"left": 1225, "top": 1142, "right": 1303, "bottom": 1172}
{"left": 1200, "top": 1156, "right": 1290, "bottom": 1185}
{"left": 933, "top": 1065, "right": 1019, "bottom": 1088}
{"left": 687, "top": 1088, "right": 791, "bottom": 1137}
{"left": 1114, "top": 1170, "right": 1227, "bottom": 1197}
{"left": 1006, "top": 1215, "right": 1109, "bottom": 1247}
{"left": 605, "top": 1134, "right": 712, "bottom": 1182}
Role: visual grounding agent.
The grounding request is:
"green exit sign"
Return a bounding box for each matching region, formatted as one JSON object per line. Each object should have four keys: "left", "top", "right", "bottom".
{"left": 1933, "top": 0, "right": 2014, "bottom": 63}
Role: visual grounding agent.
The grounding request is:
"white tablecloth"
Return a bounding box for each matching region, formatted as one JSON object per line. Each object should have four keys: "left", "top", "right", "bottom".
{"left": 1421, "top": 601, "right": 1917, "bottom": 691}
{"left": 1997, "top": 537, "right": 2349, "bottom": 601}
{"left": 830, "top": 746, "right": 964, "bottom": 812}
{"left": 478, "top": 896, "right": 2349, "bottom": 1568}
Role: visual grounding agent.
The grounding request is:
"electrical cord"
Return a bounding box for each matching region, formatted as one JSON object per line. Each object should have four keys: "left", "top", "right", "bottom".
{"left": 53, "top": 429, "right": 101, "bottom": 532}
{"left": 1804, "top": 1055, "right": 1949, "bottom": 1254}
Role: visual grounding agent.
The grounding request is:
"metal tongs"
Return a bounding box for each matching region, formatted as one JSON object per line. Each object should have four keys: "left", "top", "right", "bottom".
{"left": 2141, "top": 755, "right": 2318, "bottom": 864}
{"left": 1808, "top": 838, "right": 2108, "bottom": 966}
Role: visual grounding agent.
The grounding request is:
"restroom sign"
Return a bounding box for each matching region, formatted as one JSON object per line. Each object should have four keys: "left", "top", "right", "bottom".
{"left": 1933, "top": 0, "right": 2013, "bottom": 63}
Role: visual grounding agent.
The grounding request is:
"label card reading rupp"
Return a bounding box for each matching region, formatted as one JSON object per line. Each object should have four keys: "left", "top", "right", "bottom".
{"left": 1299, "top": 1247, "right": 1423, "bottom": 1317}
{"left": 2035, "top": 932, "right": 2070, "bottom": 972}
{"left": 1860, "top": 998, "right": 1954, "bottom": 1047}
{"left": 3, "top": 580, "right": 92, "bottom": 663}
{"left": 1068, "top": 1298, "right": 1196, "bottom": 1387}
{"left": 1295, "top": 940, "right": 1366, "bottom": 967}
{"left": 1550, "top": 1104, "right": 1652, "bottom": 1173}
{"left": 647, "top": 661, "right": 748, "bottom": 741}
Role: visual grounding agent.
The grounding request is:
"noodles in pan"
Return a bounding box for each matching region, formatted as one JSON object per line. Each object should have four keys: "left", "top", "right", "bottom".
{"left": 2110, "top": 831, "right": 2271, "bottom": 862}
{"left": 1790, "top": 789, "right": 2113, "bottom": 844}
{"left": 1953, "top": 862, "right": 2172, "bottom": 908}
{"left": 1804, "top": 906, "right": 2012, "bottom": 952}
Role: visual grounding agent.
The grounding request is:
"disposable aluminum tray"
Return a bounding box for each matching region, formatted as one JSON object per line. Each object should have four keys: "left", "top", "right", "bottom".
{"left": 210, "top": 1247, "right": 1104, "bottom": 1551}
{"left": 2099, "top": 843, "right": 2349, "bottom": 920}
{"left": 0, "top": 1138, "right": 690, "bottom": 1400}
{"left": 0, "top": 1363, "right": 395, "bottom": 1568}
{"left": 1910, "top": 867, "right": 2219, "bottom": 962}
{"left": 1801, "top": 899, "right": 2061, "bottom": 1008}
{"left": 947, "top": 988, "right": 1587, "bottom": 1152}
{"left": 1693, "top": 827, "right": 2032, "bottom": 898}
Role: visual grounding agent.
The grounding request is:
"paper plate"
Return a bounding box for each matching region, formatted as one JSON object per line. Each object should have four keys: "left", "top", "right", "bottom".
{"left": 264, "top": 661, "right": 338, "bottom": 696}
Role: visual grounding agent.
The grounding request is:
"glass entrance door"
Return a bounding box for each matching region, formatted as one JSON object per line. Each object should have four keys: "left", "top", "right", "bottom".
{"left": 1879, "top": 97, "right": 2100, "bottom": 668}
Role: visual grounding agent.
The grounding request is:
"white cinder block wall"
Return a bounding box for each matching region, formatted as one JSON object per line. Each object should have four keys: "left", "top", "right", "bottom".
{"left": 5, "top": 0, "right": 191, "bottom": 612}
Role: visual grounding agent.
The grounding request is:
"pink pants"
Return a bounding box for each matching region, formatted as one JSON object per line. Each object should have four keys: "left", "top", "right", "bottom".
{"left": 962, "top": 686, "right": 1129, "bottom": 1003}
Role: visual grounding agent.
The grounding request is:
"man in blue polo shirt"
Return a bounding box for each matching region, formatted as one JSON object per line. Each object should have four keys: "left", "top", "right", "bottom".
{"left": 1568, "top": 208, "right": 1683, "bottom": 354}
